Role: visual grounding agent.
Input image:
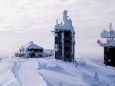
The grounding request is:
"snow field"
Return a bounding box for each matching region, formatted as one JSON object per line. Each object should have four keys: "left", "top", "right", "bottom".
{"left": 38, "top": 57, "right": 115, "bottom": 86}
{"left": 0, "top": 57, "right": 115, "bottom": 86}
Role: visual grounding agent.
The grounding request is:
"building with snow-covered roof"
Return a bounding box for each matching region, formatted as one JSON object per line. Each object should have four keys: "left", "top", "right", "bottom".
{"left": 52, "top": 10, "right": 75, "bottom": 62}
{"left": 15, "top": 41, "right": 44, "bottom": 58}
{"left": 97, "top": 23, "right": 115, "bottom": 67}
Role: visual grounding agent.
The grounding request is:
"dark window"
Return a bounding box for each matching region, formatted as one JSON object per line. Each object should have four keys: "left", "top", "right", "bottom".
{"left": 66, "top": 55, "right": 69, "bottom": 58}
{"left": 34, "top": 49, "right": 38, "bottom": 52}
{"left": 65, "top": 32, "right": 70, "bottom": 36}
{"left": 55, "top": 29, "right": 58, "bottom": 31}
{"left": 28, "top": 49, "right": 34, "bottom": 52}
{"left": 65, "top": 40, "right": 70, "bottom": 43}
{"left": 29, "top": 52, "right": 35, "bottom": 57}
{"left": 28, "top": 49, "right": 32, "bottom": 51}
{"left": 39, "top": 49, "right": 43, "bottom": 52}
{"left": 65, "top": 47, "right": 69, "bottom": 51}
{"left": 39, "top": 55, "right": 42, "bottom": 57}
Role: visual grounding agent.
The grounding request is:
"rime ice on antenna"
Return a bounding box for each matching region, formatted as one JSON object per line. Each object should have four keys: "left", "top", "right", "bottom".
{"left": 52, "top": 10, "right": 75, "bottom": 62}
{"left": 98, "top": 23, "right": 115, "bottom": 47}
{"left": 97, "top": 23, "right": 115, "bottom": 67}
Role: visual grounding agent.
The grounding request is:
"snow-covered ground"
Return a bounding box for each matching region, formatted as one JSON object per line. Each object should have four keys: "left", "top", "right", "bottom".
{"left": 0, "top": 56, "right": 115, "bottom": 86}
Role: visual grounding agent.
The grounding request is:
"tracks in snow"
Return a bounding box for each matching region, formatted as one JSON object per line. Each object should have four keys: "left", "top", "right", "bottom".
{"left": 12, "top": 62, "right": 23, "bottom": 86}
{"left": 11, "top": 58, "right": 47, "bottom": 86}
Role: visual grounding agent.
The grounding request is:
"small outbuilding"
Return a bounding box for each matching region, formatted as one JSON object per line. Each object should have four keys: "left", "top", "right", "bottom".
{"left": 15, "top": 41, "right": 44, "bottom": 58}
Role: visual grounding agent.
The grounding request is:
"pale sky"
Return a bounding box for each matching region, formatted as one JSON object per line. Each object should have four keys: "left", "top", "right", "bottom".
{"left": 0, "top": 0, "right": 115, "bottom": 57}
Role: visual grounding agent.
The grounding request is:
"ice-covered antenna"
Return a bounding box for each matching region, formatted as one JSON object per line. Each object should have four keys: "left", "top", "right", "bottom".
{"left": 56, "top": 20, "right": 58, "bottom": 25}
{"left": 109, "top": 23, "right": 112, "bottom": 31}
{"left": 61, "top": 21, "right": 63, "bottom": 25}
{"left": 63, "top": 10, "right": 68, "bottom": 22}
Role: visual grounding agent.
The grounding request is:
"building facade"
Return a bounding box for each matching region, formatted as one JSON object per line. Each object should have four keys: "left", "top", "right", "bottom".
{"left": 97, "top": 23, "right": 115, "bottom": 67}
{"left": 15, "top": 41, "right": 44, "bottom": 58}
{"left": 52, "top": 10, "right": 75, "bottom": 62}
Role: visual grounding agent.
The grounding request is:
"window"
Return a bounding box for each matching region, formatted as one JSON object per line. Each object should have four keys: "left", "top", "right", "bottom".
{"left": 55, "top": 29, "right": 58, "bottom": 31}
{"left": 29, "top": 49, "right": 32, "bottom": 51}
{"left": 39, "top": 49, "right": 43, "bottom": 52}
{"left": 39, "top": 55, "right": 42, "bottom": 57}
{"left": 65, "top": 40, "right": 70, "bottom": 43}
{"left": 34, "top": 49, "right": 38, "bottom": 52}
{"left": 65, "top": 32, "right": 70, "bottom": 36}
{"left": 66, "top": 55, "right": 69, "bottom": 58}
{"left": 65, "top": 47, "right": 69, "bottom": 51}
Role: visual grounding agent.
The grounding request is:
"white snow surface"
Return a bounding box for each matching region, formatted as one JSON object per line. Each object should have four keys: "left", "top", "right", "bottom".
{"left": 0, "top": 56, "right": 115, "bottom": 86}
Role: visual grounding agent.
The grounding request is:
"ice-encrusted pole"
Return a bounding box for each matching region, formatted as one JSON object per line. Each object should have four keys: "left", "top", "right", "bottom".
{"left": 109, "top": 23, "right": 112, "bottom": 31}
{"left": 61, "top": 32, "right": 64, "bottom": 61}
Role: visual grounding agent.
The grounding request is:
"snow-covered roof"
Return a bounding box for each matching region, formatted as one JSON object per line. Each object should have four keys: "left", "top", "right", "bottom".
{"left": 24, "top": 41, "right": 43, "bottom": 49}
{"left": 97, "top": 39, "right": 115, "bottom": 47}
{"left": 97, "top": 23, "right": 115, "bottom": 47}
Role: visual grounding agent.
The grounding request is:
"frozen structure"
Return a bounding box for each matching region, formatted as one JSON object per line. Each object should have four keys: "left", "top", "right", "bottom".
{"left": 52, "top": 10, "right": 75, "bottom": 62}
{"left": 97, "top": 23, "right": 115, "bottom": 67}
{"left": 15, "top": 41, "right": 44, "bottom": 58}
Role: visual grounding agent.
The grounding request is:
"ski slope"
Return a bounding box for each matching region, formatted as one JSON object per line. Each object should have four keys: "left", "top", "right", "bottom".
{"left": 0, "top": 56, "right": 115, "bottom": 86}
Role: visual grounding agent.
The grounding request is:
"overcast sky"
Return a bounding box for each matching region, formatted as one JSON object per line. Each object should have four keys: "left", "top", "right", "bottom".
{"left": 0, "top": 0, "right": 115, "bottom": 57}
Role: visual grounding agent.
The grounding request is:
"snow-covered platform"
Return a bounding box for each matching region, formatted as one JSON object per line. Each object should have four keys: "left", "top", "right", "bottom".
{"left": 98, "top": 23, "right": 115, "bottom": 47}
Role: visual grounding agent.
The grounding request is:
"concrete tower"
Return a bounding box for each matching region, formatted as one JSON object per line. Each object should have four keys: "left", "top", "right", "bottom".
{"left": 97, "top": 23, "right": 115, "bottom": 67}
{"left": 52, "top": 10, "right": 75, "bottom": 62}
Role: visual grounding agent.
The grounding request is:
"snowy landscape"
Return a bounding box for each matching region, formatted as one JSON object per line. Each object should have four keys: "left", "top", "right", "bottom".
{"left": 0, "top": 56, "right": 115, "bottom": 86}
{"left": 0, "top": 0, "right": 115, "bottom": 86}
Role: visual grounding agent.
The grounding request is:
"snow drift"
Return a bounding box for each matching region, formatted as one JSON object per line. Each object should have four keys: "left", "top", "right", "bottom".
{"left": 0, "top": 56, "right": 115, "bottom": 86}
